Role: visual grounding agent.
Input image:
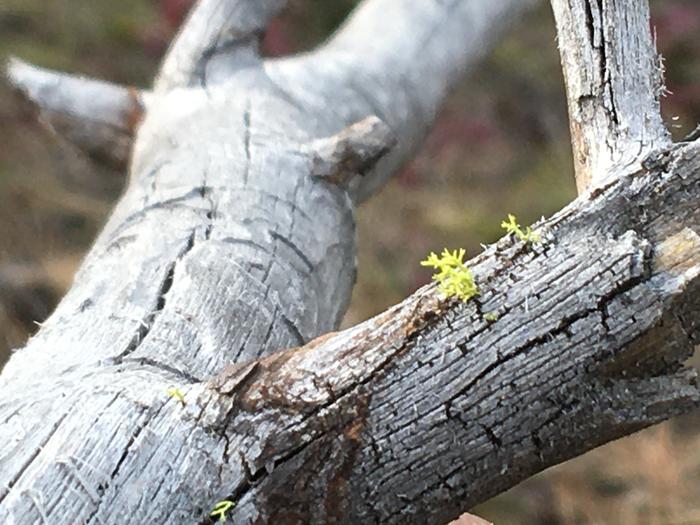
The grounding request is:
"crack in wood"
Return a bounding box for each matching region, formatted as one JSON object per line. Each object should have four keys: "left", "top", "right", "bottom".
{"left": 0, "top": 411, "right": 70, "bottom": 506}
{"left": 112, "top": 231, "right": 196, "bottom": 363}
{"left": 242, "top": 100, "right": 252, "bottom": 185}
{"left": 119, "top": 357, "right": 203, "bottom": 384}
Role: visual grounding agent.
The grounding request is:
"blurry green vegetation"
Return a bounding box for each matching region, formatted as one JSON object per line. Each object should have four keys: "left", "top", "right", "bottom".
{"left": 0, "top": 0, "right": 158, "bottom": 82}
{"left": 1, "top": 1, "right": 699, "bottom": 524}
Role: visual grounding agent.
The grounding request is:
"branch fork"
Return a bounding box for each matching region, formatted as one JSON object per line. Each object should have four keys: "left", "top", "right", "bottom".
{"left": 2, "top": 0, "right": 699, "bottom": 523}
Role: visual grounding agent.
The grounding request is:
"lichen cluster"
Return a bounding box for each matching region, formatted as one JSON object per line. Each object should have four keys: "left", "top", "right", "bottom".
{"left": 421, "top": 215, "right": 540, "bottom": 303}
{"left": 420, "top": 248, "right": 479, "bottom": 302}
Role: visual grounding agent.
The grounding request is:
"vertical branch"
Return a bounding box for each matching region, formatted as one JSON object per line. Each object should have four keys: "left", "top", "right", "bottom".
{"left": 551, "top": 0, "right": 670, "bottom": 193}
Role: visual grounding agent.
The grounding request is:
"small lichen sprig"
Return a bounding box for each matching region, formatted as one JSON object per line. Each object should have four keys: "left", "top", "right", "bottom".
{"left": 210, "top": 500, "right": 236, "bottom": 522}
{"left": 501, "top": 214, "right": 540, "bottom": 244}
{"left": 421, "top": 248, "right": 479, "bottom": 302}
{"left": 483, "top": 312, "right": 499, "bottom": 322}
{"left": 166, "top": 387, "right": 186, "bottom": 406}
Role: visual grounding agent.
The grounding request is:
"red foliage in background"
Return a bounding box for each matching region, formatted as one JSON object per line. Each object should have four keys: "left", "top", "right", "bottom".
{"left": 652, "top": 3, "right": 700, "bottom": 129}
{"left": 158, "top": 0, "right": 194, "bottom": 29}
{"left": 150, "top": 0, "right": 296, "bottom": 58}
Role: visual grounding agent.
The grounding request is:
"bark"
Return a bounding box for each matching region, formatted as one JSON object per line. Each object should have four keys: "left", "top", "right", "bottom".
{"left": 1, "top": 0, "right": 698, "bottom": 524}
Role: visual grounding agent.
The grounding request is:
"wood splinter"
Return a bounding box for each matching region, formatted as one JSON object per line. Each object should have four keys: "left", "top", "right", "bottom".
{"left": 305, "top": 115, "right": 396, "bottom": 185}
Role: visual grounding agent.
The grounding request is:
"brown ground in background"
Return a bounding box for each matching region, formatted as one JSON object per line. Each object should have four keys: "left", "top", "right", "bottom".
{"left": 1, "top": 0, "right": 699, "bottom": 522}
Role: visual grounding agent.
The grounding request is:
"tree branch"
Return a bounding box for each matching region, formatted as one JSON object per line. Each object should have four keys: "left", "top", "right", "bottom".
{"left": 7, "top": 0, "right": 537, "bottom": 184}
{"left": 6, "top": 57, "right": 148, "bottom": 170}
{"left": 155, "top": 0, "right": 286, "bottom": 91}
{"left": 2, "top": 0, "right": 699, "bottom": 523}
{"left": 1, "top": 141, "right": 698, "bottom": 523}
{"left": 550, "top": 0, "right": 670, "bottom": 193}
{"left": 267, "top": 0, "right": 538, "bottom": 202}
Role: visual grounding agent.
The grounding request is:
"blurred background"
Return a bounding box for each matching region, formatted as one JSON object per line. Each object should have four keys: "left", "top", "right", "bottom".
{"left": 0, "top": 0, "right": 699, "bottom": 523}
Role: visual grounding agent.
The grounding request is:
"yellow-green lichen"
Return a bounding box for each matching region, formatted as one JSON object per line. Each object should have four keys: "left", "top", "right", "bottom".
{"left": 166, "top": 387, "right": 186, "bottom": 406}
{"left": 210, "top": 500, "right": 236, "bottom": 522}
{"left": 483, "top": 312, "right": 499, "bottom": 322}
{"left": 501, "top": 214, "right": 540, "bottom": 244}
{"left": 421, "top": 248, "right": 479, "bottom": 302}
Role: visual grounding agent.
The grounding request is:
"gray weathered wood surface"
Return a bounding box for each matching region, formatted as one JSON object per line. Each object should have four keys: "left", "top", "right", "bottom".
{"left": 550, "top": 0, "right": 670, "bottom": 193}
{"left": 7, "top": 57, "right": 150, "bottom": 171}
{"left": 1, "top": 0, "right": 699, "bottom": 523}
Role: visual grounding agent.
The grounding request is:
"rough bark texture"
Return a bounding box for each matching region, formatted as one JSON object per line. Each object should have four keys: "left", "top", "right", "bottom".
{"left": 550, "top": 0, "right": 670, "bottom": 193}
{"left": 1, "top": 0, "right": 699, "bottom": 524}
{"left": 2, "top": 141, "right": 699, "bottom": 524}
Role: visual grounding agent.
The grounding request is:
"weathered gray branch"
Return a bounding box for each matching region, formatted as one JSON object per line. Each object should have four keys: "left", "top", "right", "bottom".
{"left": 6, "top": 58, "right": 149, "bottom": 170}
{"left": 550, "top": 0, "right": 670, "bottom": 193}
{"left": 268, "top": 0, "right": 538, "bottom": 202}
{"left": 2, "top": 0, "right": 699, "bottom": 523}
{"left": 1, "top": 141, "right": 699, "bottom": 524}
{"left": 7, "top": 0, "right": 535, "bottom": 188}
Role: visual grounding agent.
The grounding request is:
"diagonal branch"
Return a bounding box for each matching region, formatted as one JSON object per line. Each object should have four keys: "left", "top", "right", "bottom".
{"left": 550, "top": 0, "right": 671, "bottom": 193}
{"left": 1, "top": 141, "right": 699, "bottom": 523}
{"left": 2, "top": 0, "right": 700, "bottom": 523}
{"left": 267, "top": 0, "right": 538, "bottom": 203}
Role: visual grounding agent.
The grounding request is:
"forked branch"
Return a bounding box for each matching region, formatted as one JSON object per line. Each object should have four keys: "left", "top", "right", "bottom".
{"left": 269, "top": 0, "right": 538, "bottom": 202}
{"left": 1, "top": 0, "right": 699, "bottom": 523}
{"left": 6, "top": 0, "right": 536, "bottom": 184}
